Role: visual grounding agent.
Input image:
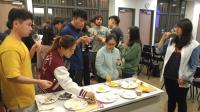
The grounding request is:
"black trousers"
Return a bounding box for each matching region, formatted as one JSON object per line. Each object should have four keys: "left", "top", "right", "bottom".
{"left": 69, "top": 70, "right": 83, "bottom": 86}
{"left": 164, "top": 78, "right": 189, "bottom": 112}
{"left": 91, "top": 52, "right": 97, "bottom": 78}
{"left": 83, "top": 50, "right": 90, "bottom": 85}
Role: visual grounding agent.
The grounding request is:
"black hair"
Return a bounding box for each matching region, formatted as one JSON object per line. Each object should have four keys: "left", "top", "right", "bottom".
{"left": 93, "top": 15, "right": 103, "bottom": 21}
{"left": 109, "top": 15, "right": 120, "bottom": 25}
{"left": 105, "top": 33, "right": 117, "bottom": 43}
{"left": 171, "top": 18, "right": 193, "bottom": 49}
{"left": 72, "top": 9, "right": 87, "bottom": 20}
{"left": 41, "top": 27, "right": 54, "bottom": 45}
{"left": 128, "top": 26, "right": 141, "bottom": 47}
{"left": 7, "top": 8, "right": 33, "bottom": 29}
{"left": 90, "top": 18, "right": 95, "bottom": 23}
{"left": 52, "top": 17, "right": 65, "bottom": 26}
{"left": 48, "top": 35, "right": 76, "bottom": 54}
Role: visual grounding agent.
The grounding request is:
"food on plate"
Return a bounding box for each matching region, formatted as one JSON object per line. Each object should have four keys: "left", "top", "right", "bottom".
{"left": 97, "top": 86, "right": 105, "bottom": 92}
{"left": 58, "top": 92, "right": 72, "bottom": 100}
{"left": 133, "top": 79, "right": 142, "bottom": 85}
{"left": 121, "top": 81, "right": 138, "bottom": 89}
{"left": 96, "top": 85, "right": 110, "bottom": 93}
{"left": 39, "top": 94, "right": 57, "bottom": 105}
{"left": 137, "top": 83, "right": 156, "bottom": 92}
{"left": 84, "top": 98, "right": 96, "bottom": 104}
{"left": 96, "top": 93, "right": 118, "bottom": 103}
{"left": 64, "top": 98, "right": 88, "bottom": 110}
{"left": 120, "top": 90, "right": 137, "bottom": 99}
{"left": 105, "top": 81, "right": 119, "bottom": 87}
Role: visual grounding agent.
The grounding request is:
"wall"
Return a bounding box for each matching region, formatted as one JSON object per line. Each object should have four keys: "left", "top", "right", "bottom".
{"left": 185, "top": 0, "right": 200, "bottom": 39}
{"left": 0, "top": 2, "right": 19, "bottom": 32}
{"left": 109, "top": 0, "right": 157, "bottom": 45}
{"left": 109, "top": 0, "right": 115, "bottom": 16}
{"left": 192, "top": 0, "right": 200, "bottom": 39}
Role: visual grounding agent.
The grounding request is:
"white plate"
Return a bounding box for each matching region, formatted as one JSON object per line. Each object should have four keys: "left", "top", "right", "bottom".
{"left": 39, "top": 94, "right": 57, "bottom": 105}
{"left": 96, "top": 93, "right": 118, "bottom": 103}
{"left": 95, "top": 85, "right": 110, "bottom": 93}
{"left": 121, "top": 81, "right": 138, "bottom": 89}
{"left": 64, "top": 97, "right": 88, "bottom": 111}
{"left": 120, "top": 90, "right": 137, "bottom": 99}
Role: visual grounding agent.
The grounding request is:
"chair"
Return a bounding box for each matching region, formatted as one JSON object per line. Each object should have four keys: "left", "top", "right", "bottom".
{"left": 190, "top": 67, "right": 200, "bottom": 110}
{"left": 190, "top": 67, "right": 200, "bottom": 99}
{"left": 152, "top": 46, "right": 164, "bottom": 63}
{"left": 139, "top": 45, "right": 153, "bottom": 79}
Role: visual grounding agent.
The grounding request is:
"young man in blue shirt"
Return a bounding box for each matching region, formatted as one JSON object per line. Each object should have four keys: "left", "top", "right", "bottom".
{"left": 61, "top": 9, "right": 90, "bottom": 86}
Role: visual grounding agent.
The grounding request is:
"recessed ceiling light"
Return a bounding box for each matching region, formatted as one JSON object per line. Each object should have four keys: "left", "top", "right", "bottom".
{"left": 78, "top": 2, "right": 82, "bottom": 5}
{"left": 172, "top": 4, "right": 177, "bottom": 7}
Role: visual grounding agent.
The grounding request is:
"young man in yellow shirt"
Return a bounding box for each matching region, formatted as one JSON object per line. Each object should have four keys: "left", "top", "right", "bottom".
{"left": 0, "top": 8, "right": 53, "bottom": 112}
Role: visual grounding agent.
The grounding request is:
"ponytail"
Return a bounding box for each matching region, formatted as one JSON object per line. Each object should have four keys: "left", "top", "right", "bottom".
{"left": 47, "top": 35, "right": 76, "bottom": 55}
{"left": 47, "top": 36, "right": 62, "bottom": 55}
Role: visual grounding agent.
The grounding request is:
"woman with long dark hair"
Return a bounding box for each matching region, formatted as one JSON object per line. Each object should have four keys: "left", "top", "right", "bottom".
{"left": 40, "top": 35, "right": 95, "bottom": 102}
{"left": 157, "top": 18, "right": 200, "bottom": 112}
{"left": 119, "top": 26, "right": 141, "bottom": 78}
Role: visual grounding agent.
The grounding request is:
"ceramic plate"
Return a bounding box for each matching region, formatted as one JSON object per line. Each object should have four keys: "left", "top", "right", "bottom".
{"left": 95, "top": 85, "right": 110, "bottom": 93}
{"left": 64, "top": 97, "right": 88, "bottom": 111}
{"left": 120, "top": 90, "right": 137, "bottom": 99}
{"left": 39, "top": 94, "right": 57, "bottom": 105}
{"left": 121, "top": 81, "right": 138, "bottom": 89}
{"left": 96, "top": 93, "right": 118, "bottom": 103}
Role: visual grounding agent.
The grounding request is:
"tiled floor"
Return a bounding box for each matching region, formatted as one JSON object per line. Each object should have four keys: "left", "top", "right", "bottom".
{"left": 90, "top": 71, "right": 200, "bottom": 112}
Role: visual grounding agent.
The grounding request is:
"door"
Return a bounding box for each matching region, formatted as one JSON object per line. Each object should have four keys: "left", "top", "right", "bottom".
{"left": 139, "top": 9, "right": 154, "bottom": 46}
{"left": 196, "top": 14, "right": 200, "bottom": 42}
{"left": 118, "top": 8, "right": 135, "bottom": 40}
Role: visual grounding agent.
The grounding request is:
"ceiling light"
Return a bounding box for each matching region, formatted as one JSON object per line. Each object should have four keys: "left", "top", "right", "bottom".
{"left": 172, "top": 4, "right": 177, "bottom": 7}
{"left": 12, "top": 1, "right": 23, "bottom": 5}
{"left": 78, "top": 2, "right": 82, "bottom": 5}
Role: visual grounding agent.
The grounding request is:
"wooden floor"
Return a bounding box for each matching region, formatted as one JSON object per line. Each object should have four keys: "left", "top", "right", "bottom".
{"left": 90, "top": 70, "right": 200, "bottom": 112}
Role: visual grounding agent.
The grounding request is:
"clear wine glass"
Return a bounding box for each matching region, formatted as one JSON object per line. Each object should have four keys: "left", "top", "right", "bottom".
{"left": 32, "top": 33, "right": 40, "bottom": 43}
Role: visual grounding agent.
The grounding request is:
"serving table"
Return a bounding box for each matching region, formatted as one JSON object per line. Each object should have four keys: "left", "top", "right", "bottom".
{"left": 36, "top": 78, "right": 164, "bottom": 112}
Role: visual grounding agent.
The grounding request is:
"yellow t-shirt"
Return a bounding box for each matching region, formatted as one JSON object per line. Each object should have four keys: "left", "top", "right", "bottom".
{"left": 0, "top": 36, "right": 35, "bottom": 110}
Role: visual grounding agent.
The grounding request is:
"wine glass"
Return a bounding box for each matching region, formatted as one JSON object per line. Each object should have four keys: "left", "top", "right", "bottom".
{"left": 32, "top": 33, "right": 40, "bottom": 43}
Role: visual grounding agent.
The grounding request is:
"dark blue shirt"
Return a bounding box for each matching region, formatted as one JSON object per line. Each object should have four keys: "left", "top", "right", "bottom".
{"left": 60, "top": 23, "right": 83, "bottom": 70}
{"left": 164, "top": 51, "right": 181, "bottom": 80}
{"left": 110, "top": 26, "right": 123, "bottom": 45}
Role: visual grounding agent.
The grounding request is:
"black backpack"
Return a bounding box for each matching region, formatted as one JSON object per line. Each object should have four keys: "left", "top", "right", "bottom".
{"left": 150, "top": 62, "right": 160, "bottom": 77}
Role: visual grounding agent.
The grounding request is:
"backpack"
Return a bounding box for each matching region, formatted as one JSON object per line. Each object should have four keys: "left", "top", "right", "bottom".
{"left": 150, "top": 62, "right": 160, "bottom": 77}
